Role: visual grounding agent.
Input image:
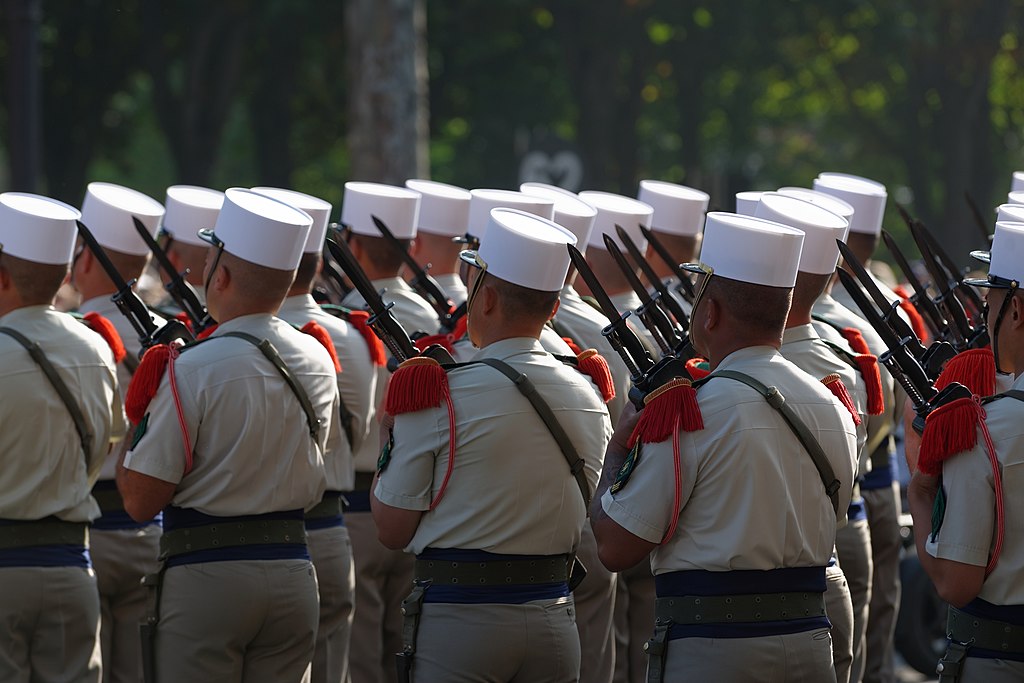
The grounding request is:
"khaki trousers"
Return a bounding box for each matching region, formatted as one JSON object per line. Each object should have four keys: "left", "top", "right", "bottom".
{"left": 612, "top": 561, "right": 655, "bottom": 683}
{"left": 835, "top": 518, "right": 872, "bottom": 683}
{"left": 346, "top": 511, "right": 414, "bottom": 683}
{"left": 308, "top": 525, "right": 356, "bottom": 683}
{"left": 862, "top": 483, "right": 902, "bottom": 683}
{"left": 659, "top": 628, "right": 836, "bottom": 683}
{"left": 91, "top": 525, "right": 161, "bottom": 683}
{"left": 575, "top": 525, "right": 617, "bottom": 683}
{"left": 154, "top": 558, "right": 318, "bottom": 683}
{"left": 412, "top": 597, "right": 580, "bottom": 683}
{"left": 959, "top": 656, "right": 1024, "bottom": 682}
{"left": 0, "top": 565, "right": 103, "bottom": 683}
{"left": 825, "top": 560, "right": 854, "bottom": 683}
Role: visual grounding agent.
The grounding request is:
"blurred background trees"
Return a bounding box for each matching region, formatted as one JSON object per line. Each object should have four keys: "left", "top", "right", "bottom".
{"left": 2, "top": 0, "right": 1023, "bottom": 265}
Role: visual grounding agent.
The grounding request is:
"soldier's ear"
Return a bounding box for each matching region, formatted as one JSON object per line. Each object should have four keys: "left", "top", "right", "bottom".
{"left": 548, "top": 297, "right": 561, "bottom": 321}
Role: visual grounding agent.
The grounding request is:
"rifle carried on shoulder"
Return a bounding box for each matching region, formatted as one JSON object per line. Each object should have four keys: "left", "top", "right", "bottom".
{"left": 132, "top": 218, "right": 215, "bottom": 333}
{"left": 639, "top": 223, "right": 697, "bottom": 304}
{"left": 77, "top": 220, "right": 195, "bottom": 352}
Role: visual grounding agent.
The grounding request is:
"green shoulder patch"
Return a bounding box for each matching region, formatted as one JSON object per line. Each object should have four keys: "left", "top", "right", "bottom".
{"left": 130, "top": 413, "right": 150, "bottom": 450}
{"left": 610, "top": 442, "right": 642, "bottom": 494}
{"left": 930, "top": 481, "right": 946, "bottom": 543}
{"left": 377, "top": 430, "right": 394, "bottom": 472}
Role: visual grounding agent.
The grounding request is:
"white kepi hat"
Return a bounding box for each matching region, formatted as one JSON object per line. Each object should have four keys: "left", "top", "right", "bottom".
{"left": 459, "top": 208, "right": 577, "bottom": 292}
{"left": 1007, "top": 190, "right": 1024, "bottom": 206}
{"left": 683, "top": 212, "right": 805, "bottom": 288}
{"left": 965, "top": 221, "right": 1024, "bottom": 288}
{"left": 1011, "top": 171, "right": 1024, "bottom": 193}
{"left": 80, "top": 182, "right": 165, "bottom": 256}
{"left": 341, "top": 182, "right": 421, "bottom": 239}
{"left": 578, "top": 191, "right": 653, "bottom": 251}
{"left": 776, "top": 187, "right": 855, "bottom": 225}
{"left": 735, "top": 191, "right": 765, "bottom": 217}
{"left": 0, "top": 193, "right": 81, "bottom": 265}
{"left": 519, "top": 182, "right": 597, "bottom": 253}
{"left": 468, "top": 189, "right": 555, "bottom": 243}
{"left": 996, "top": 203, "right": 1024, "bottom": 225}
{"left": 755, "top": 193, "right": 850, "bottom": 275}
{"left": 198, "top": 188, "right": 312, "bottom": 271}
{"left": 813, "top": 173, "right": 887, "bottom": 235}
{"left": 405, "top": 179, "right": 471, "bottom": 238}
{"left": 163, "top": 185, "right": 225, "bottom": 247}
{"left": 637, "top": 180, "right": 709, "bottom": 236}
{"left": 251, "top": 187, "right": 332, "bottom": 254}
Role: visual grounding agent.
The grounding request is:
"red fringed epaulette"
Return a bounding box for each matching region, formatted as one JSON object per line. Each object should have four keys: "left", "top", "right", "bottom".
{"left": 125, "top": 344, "right": 172, "bottom": 424}
{"left": 628, "top": 378, "right": 703, "bottom": 447}
{"left": 576, "top": 349, "right": 615, "bottom": 403}
{"left": 346, "top": 310, "right": 387, "bottom": 367}
{"left": 893, "top": 285, "right": 929, "bottom": 343}
{"left": 196, "top": 324, "right": 219, "bottom": 340}
{"left": 841, "top": 327, "right": 871, "bottom": 355}
{"left": 301, "top": 321, "right": 342, "bottom": 373}
{"left": 854, "top": 353, "right": 885, "bottom": 415}
{"left": 822, "top": 373, "right": 862, "bottom": 426}
{"left": 83, "top": 312, "right": 126, "bottom": 363}
{"left": 685, "top": 357, "right": 711, "bottom": 381}
{"left": 384, "top": 356, "right": 450, "bottom": 416}
{"left": 562, "top": 336, "right": 583, "bottom": 355}
{"left": 414, "top": 332, "right": 455, "bottom": 354}
{"left": 935, "top": 347, "right": 996, "bottom": 397}
{"left": 918, "top": 397, "right": 981, "bottom": 475}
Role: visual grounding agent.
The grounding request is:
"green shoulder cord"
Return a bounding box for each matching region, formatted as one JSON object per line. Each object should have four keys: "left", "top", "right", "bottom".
{"left": 694, "top": 370, "right": 841, "bottom": 517}
{"left": 0, "top": 327, "right": 93, "bottom": 463}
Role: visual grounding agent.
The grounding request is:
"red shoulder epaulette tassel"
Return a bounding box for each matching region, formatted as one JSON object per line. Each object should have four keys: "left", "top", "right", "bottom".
{"left": 414, "top": 332, "right": 455, "bottom": 354}
{"left": 822, "top": 373, "right": 862, "bottom": 426}
{"left": 684, "top": 357, "right": 711, "bottom": 381}
{"left": 918, "top": 397, "right": 981, "bottom": 475}
{"left": 301, "top": 321, "right": 342, "bottom": 373}
{"left": 935, "top": 347, "right": 996, "bottom": 397}
{"left": 841, "top": 327, "right": 871, "bottom": 355}
{"left": 893, "top": 286, "right": 929, "bottom": 343}
{"left": 384, "top": 356, "right": 450, "bottom": 415}
{"left": 196, "top": 324, "right": 219, "bottom": 340}
{"left": 576, "top": 349, "right": 615, "bottom": 403}
{"left": 628, "top": 378, "right": 703, "bottom": 447}
{"left": 562, "top": 336, "right": 583, "bottom": 355}
{"left": 83, "top": 312, "right": 126, "bottom": 363}
{"left": 853, "top": 354, "right": 885, "bottom": 415}
{"left": 125, "top": 344, "right": 171, "bottom": 424}
{"left": 346, "top": 310, "right": 387, "bottom": 367}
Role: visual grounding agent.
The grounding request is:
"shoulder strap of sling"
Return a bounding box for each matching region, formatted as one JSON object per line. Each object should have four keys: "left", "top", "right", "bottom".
{"left": 0, "top": 326, "right": 93, "bottom": 463}
{"left": 695, "top": 369, "right": 841, "bottom": 516}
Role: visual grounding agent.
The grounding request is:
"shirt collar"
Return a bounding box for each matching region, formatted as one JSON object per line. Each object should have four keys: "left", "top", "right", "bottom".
{"left": 781, "top": 323, "right": 821, "bottom": 346}
{"left": 470, "top": 336, "right": 546, "bottom": 361}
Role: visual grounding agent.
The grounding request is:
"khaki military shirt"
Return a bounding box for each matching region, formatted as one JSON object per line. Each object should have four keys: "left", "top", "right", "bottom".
{"left": 433, "top": 273, "right": 468, "bottom": 307}
{"left": 602, "top": 346, "right": 858, "bottom": 574}
{"left": 278, "top": 294, "right": 377, "bottom": 491}
{"left": 448, "top": 317, "right": 574, "bottom": 363}
{"left": 124, "top": 314, "right": 338, "bottom": 516}
{"left": 554, "top": 285, "right": 632, "bottom": 424}
{"left": 375, "top": 337, "right": 612, "bottom": 555}
{"left": 926, "top": 372, "right": 1024, "bottom": 604}
{"left": 0, "top": 306, "right": 126, "bottom": 522}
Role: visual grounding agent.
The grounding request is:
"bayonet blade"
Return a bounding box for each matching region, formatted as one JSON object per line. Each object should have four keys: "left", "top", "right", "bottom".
{"left": 603, "top": 233, "right": 679, "bottom": 353}
{"left": 639, "top": 224, "right": 697, "bottom": 302}
{"left": 616, "top": 224, "right": 691, "bottom": 330}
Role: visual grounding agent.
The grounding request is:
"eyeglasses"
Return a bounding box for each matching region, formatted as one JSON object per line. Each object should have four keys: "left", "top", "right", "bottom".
{"left": 459, "top": 250, "right": 489, "bottom": 314}
{"left": 689, "top": 262, "right": 714, "bottom": 309}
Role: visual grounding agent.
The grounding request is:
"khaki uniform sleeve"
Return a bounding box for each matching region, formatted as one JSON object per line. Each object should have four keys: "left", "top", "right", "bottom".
{"left": 925, "top": 443, "right": 993, "bottom": 568}
{"left": 122, "top": 366, "right": 199, "bottom": 485}
{"left": 374, "top": 407, "right": 446, "bottom": 511}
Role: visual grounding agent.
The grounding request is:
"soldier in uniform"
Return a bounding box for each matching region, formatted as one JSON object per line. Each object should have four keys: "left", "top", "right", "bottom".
{"left": 256, "top": 186, "right": 368, "bottom": 683}
{"left": 593, "top": 212, "right": 859, "bottom": 682}
{"left": 72, "top": 182, "right": 167, "bottom": 683}
{"left": 118, "top": 188, "right": 341, "bottom": 681}
{"left": 157, "top": 185, "right": 225, "bottom": 311}
{"left": 372, "top": 207, "right": 612, "bottom": 682}
{"left": 909, "top": 219, "right": 1024, "bottom": 681}
{"left": 404, "top": 179, "right": 472, "bottom": 306}
{"left": 0, "top": 192, "right": 127, "bottom": 682}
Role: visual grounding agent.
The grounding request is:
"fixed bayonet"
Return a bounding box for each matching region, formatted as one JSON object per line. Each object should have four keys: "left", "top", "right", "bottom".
{"left": 133, "top": 218, "right": 214, "bottom": 332}
{"left": 639, "top": 224, "right": 697, "bottom": 303}
{"left": 603, "top": 233, "right": 679, "bottom": 355}
{"left": 880, "top": 230, "right": 946, "bottom": 339}
{"left": 615, "top": 224, "right": 691, "bottom": 331}
{"left": 77, "top": 221, "right": 194, "bottom": 351}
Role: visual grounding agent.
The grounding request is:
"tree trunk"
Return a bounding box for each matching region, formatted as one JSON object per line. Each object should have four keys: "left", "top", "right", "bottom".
{"left": 344, "top": 0, "right": 428, "bottom": 183}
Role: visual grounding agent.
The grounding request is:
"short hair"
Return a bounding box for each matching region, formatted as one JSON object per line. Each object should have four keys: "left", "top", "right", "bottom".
{"left": 791, "top": 271, "right": 831, "bottom": 315}
{"left": 103, "top": 249, "right": 150, "bottom": 282}
{"left": 1, "top": 253, "right": 68, "bottom": 304}
{"left": 349, "top": 234, "right": 409, "bottom": 274}
{"left": 706, "top": 275, "right": 792, "bottom": 337}
{"left": 488, "top": 276, "right": 559, "bottom": 324}
{"left": 293, "top": 252, "right": 322, "bottom": 292}
{"left": 221, "top": 252, "right": 296, "bottom": 307}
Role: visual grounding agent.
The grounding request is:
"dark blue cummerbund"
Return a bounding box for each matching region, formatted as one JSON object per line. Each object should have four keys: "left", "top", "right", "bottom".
{"left": 162, "top": 507, "right": 309, "bottom": 568}
{"left": 847, "top": 497, "right": 867, "bottom": 523}
{"left": 656, "top": 566, "right": 829, "bottom": 640}
{"left": 0, "top": 519, "right": 90, "bottom": 568}
{"left": 958, "top": 598, "right": 1024, "bottom": 662}
{"left": 305, "top": 491, "right": 346, "bottom": 530}
{"left": 861, "top": 454, "right": 897, "bottom": 490}
{"left": 417, "top": 548, "right": 570, "bottom": 605}
{"left": 344, "top": 490, "right": 371, "bottom": 513}
{"left": 91, "top": 480, "right": 162, "bottom": 530}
